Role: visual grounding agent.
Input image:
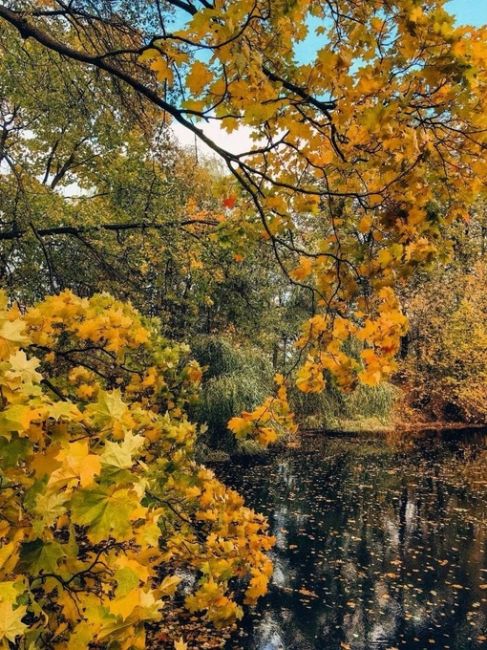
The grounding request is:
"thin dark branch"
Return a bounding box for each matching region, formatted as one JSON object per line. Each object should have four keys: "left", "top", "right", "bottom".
{"left": 0, "top": 218, "right": 218, "bottom": 241}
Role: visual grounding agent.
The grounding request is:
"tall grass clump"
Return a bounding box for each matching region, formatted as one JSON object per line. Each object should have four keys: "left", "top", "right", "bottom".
{"left": 190, "top": 336, "right": 274, "bottom": 451}
{"left": 290, "top": 381, "right": 398, "bottom": 431}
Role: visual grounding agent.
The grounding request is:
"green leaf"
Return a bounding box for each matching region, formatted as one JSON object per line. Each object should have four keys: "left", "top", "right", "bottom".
{"left": 0, "top": 434, "right": 29, "bottom": 467}
{"left": 19, "top": 539, "right": 65, "bottom": 576}
{"left": 86, "top": 390, "right": 127, "bottom": 427}
{"left": 48, "top": 401, "right": 81, "bottom": 421}
{"left": 114, "top": 567, "right": 140, "bottom": 597}
{"left": 71, "top": 487, "right": 139, "bottom": 542}
{"left": 32, "top": 491, "right": 67, "bottom": 533}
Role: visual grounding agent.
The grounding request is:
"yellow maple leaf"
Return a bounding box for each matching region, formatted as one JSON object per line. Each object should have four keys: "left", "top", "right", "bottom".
{"left": 187, "top": 61, "right": 213, "bottom": 94}
{"left": 291, "top": 257, "right": 313, "bottom": 281}
{"left": 49, "top": 440, "right": 101, "bottom": 489}
{"left": 0, "top": 601, "right": 27, "bottom": 643}
{"left": 158, "top": 575, "right": 181, "bottom": 597}
{"left": 5, "top": 350, "right": 42, "bottom": 385}
{"left": 0, "top": 318, "right": 29, "bottom": 345}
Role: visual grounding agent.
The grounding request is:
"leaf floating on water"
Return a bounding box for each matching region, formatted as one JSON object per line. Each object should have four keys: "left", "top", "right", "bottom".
{"left": 298, "top": 587, "right": 318, "bottom": 599}
{"left": 215, "top": 431, "right": 486, "bottom": 648}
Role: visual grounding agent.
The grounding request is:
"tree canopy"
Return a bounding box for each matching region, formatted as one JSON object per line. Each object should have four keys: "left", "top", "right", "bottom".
{"left": 1, "top": 0, "right": 486, "bottom": 391}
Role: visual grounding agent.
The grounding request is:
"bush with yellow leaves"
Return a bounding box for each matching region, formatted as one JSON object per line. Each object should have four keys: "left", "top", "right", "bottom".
{"left": 0, "top": 290, "right": 276, "bottom": 649}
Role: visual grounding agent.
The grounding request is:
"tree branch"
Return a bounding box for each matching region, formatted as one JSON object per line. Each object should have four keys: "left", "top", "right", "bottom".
{"left": 0, "top": 219, "right": 218, "bottom": 241}
{"left": 0, "top": 5, "right": 237, "bottom": 166}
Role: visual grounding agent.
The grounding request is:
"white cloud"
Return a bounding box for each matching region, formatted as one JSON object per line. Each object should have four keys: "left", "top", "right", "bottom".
{"left": 170, "top": 119, "right": 255, "bottom": 158}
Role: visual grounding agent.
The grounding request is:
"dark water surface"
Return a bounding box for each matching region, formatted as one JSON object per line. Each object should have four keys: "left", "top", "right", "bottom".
{"left": 215, "top": 432, "right": 487, "bottom": 650}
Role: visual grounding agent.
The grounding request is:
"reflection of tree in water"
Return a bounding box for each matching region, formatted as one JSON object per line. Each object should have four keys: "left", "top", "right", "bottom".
{"left": 217, "top": 433, "right": 486, "bottom": 650}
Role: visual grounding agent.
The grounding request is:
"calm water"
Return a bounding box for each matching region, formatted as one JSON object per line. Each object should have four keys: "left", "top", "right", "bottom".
{"left": 215, "top": 432, "right": 487, "bottom": 650}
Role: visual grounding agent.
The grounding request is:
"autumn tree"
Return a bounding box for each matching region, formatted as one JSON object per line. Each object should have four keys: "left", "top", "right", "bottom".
{"left": 0, "top": 24, "right": 308, "bottom": 456}
{"left": 0, "top": 24, "right": 300, "bottom": 353}
{"left": 0, "top": 290, "right": 280, "bottom": 648}
{"left": 401, "top": 205, "right": 487, "bottom": 422}
{"left": 0, "top": 2, "right": 487, "bottom": 645}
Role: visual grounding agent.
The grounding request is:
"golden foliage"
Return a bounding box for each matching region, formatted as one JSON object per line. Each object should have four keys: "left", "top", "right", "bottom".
{"left": 0, "top": 290, "right": 275, "bottom": 648}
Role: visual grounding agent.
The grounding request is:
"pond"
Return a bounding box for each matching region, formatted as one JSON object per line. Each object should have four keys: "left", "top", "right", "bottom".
{"left": 214, "top": 431, "right": 487, "bottom": 650}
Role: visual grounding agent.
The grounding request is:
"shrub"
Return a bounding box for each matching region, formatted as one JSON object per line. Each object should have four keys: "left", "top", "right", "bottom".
{"left": 0, "top": 291, "right": 274, "bottom": 649}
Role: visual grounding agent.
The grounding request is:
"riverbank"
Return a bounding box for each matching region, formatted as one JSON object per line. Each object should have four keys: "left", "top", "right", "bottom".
{"left": 304, "top": 419, "right": 487, "bottom": 435}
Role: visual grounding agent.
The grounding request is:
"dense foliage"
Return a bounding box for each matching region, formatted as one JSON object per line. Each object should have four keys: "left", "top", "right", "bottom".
{"left": 402, "top": 212, "right": 487, "bottom": 422}
{"left": 0, "top": 291, "right": 275, "bottom": 648}
{"left": 1, "top": 0, "right": 486, "bottom": 392}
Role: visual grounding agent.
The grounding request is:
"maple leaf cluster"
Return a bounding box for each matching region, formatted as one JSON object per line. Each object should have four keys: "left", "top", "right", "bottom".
{"left": 0, "top": 291, "right": 275, "bottom": 649}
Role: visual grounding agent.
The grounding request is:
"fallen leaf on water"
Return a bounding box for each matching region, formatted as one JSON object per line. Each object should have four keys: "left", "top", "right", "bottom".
{"left": 298, "top": 587, "right": 318, "bottom": 598}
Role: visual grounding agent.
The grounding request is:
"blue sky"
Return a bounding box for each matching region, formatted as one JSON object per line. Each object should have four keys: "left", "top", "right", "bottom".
{"left": 292, "top": 1, "right": 486, "bottom": 63}
{"left": 447, "top": 0, "right": 487, "bottom": 26}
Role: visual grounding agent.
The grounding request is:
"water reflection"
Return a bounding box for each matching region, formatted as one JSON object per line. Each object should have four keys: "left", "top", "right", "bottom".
{"left": 216, "top": 432, "right": 487, "bottom": 650}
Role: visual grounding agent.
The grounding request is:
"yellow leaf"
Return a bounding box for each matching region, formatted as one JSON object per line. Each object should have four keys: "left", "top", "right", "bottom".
{"left": 159, "top": 575, "right": 181, "bottom": 597}
{"left": 151, "top": 58, "right": 173, "bottom": 84}
{"left": 291, "top": 257, "right": 313, "bottom": 281}
{"left": 5, "top": 350, "right": 42, "bottom": 385}
{"left": 0, "top": 318, "right": 29, "bottom": 346}
{"left": 187, "top": 61, "right": 213, "bottom": 94}
{"left": 358, "top": 216, "right": 372, "bottom": 233}
{"left": 49, "top": 440, "right": 101, "bottom": 489}
{"left": 0, "top": 601, "right": 27, "bottom": 643}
